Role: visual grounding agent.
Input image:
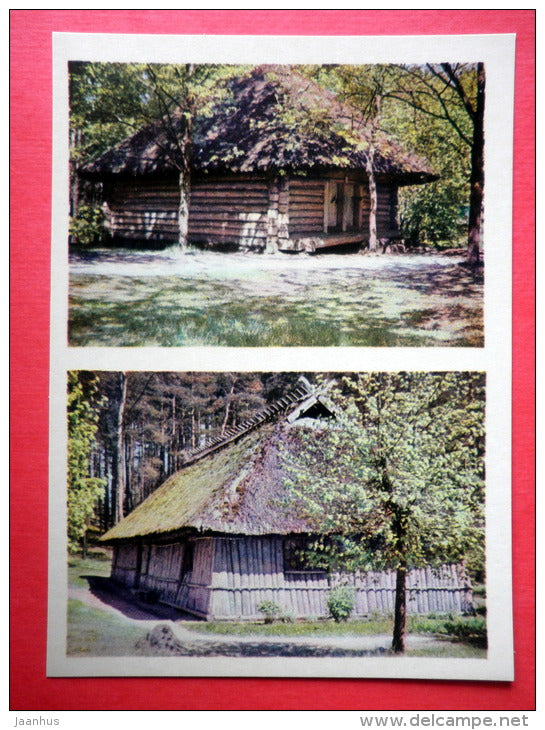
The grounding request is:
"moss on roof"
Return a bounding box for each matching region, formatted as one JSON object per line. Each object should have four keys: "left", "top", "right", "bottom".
{"left": 83, "top": 65, "right": 437, "bottom": 184}
{"left": 100, "top": 421, "right": 315, "bottom": 542}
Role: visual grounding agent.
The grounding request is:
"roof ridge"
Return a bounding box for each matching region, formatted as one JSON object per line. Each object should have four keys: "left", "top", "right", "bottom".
{"left": 182, "top": 381, "right": 315, "bottom": 466}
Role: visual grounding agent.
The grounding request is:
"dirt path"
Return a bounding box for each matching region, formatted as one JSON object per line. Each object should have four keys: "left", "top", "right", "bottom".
{"left": 70, "top": 579, "right": 437, "bottom": 657}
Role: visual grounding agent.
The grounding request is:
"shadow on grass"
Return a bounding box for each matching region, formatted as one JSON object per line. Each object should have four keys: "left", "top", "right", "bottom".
{"left": 83, "top": 575, "right": 198, "bottom": 622}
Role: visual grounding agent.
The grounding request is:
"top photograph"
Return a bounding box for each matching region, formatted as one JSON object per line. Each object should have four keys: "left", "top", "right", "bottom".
{"left": 68, "top": 62, "right": 485, "bottom": 348}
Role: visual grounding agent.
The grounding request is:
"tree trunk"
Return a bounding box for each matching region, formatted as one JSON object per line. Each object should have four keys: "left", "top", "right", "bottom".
{"left": 366, "top": 147, "right": 378, "bottom": 252}
{"left": 392, "top": 565, "right": 407, "bottom": 653}
{"left": 115, "top": 373, "right": 127, "bottom": 523}
{"left": 467, "top": 63, "right": 485, "bottom": 267}
{"left": 178, "top": 169, "right": 190, "bottom": 248}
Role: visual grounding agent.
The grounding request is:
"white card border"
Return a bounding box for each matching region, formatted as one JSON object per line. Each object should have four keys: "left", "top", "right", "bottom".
{"left": 48, "top": 32, "right": 515, "bottom": 681}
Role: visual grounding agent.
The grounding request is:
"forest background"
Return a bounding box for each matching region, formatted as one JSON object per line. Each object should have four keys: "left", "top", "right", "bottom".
{"left": 68, "top": 370, "right": 306, "bottom": 549}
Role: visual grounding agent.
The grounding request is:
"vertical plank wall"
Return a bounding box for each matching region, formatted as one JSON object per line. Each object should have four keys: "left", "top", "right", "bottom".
{"left": 112, "top": 537, "right": 472, "bottom": 619}
{"left": 208, "top": 537, "right": 472, "bottom": 620}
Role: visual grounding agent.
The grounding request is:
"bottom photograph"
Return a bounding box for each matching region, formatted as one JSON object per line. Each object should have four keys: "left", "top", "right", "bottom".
{"left": 64, "top": 370, "right": 487, "bottom": 667}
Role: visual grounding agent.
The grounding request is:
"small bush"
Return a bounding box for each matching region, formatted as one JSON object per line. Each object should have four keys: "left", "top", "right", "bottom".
{"left": 258, "top": 600, "right": 282, "bottom": 624}
{"left": 327, "top": 586, "right": 355, "bottom": 622}
{"left": 443, "top": 616, "right": 487, "bottom": 648}
{"left": 70, "top": 204, "right": 105, "bottom": 246}
{"left": 281, "top": 609, "right": 296, "bottom": 624}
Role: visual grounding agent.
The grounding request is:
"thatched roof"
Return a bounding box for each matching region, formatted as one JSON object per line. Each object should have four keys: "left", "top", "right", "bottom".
{"left": 82, "top": 65, "right": 437, "bottom": 184}
{"left": 100, "top": 383, "right": 336, "bottom": 543}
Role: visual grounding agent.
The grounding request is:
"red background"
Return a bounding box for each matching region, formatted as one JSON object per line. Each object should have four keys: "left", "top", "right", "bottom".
{"left": 9, "top": 10, "right": 535, "bottom": 711}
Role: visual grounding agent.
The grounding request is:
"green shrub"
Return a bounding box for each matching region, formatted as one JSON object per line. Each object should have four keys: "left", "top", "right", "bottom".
{"left": 327, "top": 586, "right": 355, "bottom": 622}
{"left": 258, "top": 600, "right": 282, "bottom": 624}
{"left": 70, "top": 204, "right": 105, "bottom": 246}
{"left": 443, "top": 616, "right": 487, "bottom": 648}
{"left": 281, "top": 609, "right": 296, "bottom": 624}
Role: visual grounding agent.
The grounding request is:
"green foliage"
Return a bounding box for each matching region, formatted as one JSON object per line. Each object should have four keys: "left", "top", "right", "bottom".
{"left": 327, "top": 586, "right": 356, "bottom": 622}
{"left": 283, "top": 372, "right": 486, "bottom": 575}
{"left": 316, "top": 63, "right": 477, "bottom": 248}
{"left": 281, "top": 609, "right": 296, "bottom": 624}
{"left": 442, "top": 616, "right": 487, "bottom": 648}
{"left": 69, "top": 204, "right": 105, "bottom": 246}
{"left": 69, "top": 62, "right": 242, "bottom": 169}
{"left": 67, "top": 372, "right": 107, "bottom": 552}
{"left": 400, "top": 182, "right": 466, "bottom": 246}
{"left": 258, "top": 600, "right": 282, "bottom": 624}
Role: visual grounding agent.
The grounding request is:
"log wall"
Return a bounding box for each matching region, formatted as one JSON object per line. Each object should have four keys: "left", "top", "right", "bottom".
{"left": 376, "top": 184, "right": 400, "bottom": 238}
{"left": 104, "top": 177, "right": 179, "bottom": 243}
{"left": 288, "top": 179, "right": 325, "bottom": 237}
{"left": 188, "top": 176, "right": 270, "bottom": 249}
{"left": 103, "top": 172, "right": 401, "bottom": 249}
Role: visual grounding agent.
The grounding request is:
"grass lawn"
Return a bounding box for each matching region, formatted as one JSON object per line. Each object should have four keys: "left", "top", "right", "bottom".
{"left": 68, "top": 550, "right": 112, "bottom": 588}
{"left": 67, "top": 598, "right": 150, "bottom": 656}
{"left": 183, "top": 614, "right": 486, "bottom": 646}
{"left": 69, "top": 249, "right": 484, "bottom": 347}
{"left": 67, "top": 552, "right": 487, "bottom": 658}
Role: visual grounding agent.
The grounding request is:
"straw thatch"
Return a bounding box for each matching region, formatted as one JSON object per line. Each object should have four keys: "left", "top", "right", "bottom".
{"left": 82, "top": 65, "right": 437, "bottom": 184}
{"left": 100, "top": 384, "right": 334, "bottom": 542}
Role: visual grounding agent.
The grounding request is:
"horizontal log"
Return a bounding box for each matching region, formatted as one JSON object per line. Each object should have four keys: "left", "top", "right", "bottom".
{"left": 190, "top": 203, "right": 267, "bottom": 214}
{"left": 189, "top": 221, "right": 268, "bottom": 233}
{"left": 289, "top": 211, "right": 324, "bottom": 221}
{"left": 110, "top": 201, "right": 179, "bottom": 212}
{"left": 192, "top": 184, "right": 268, "bottom": 195}
{"left": 189, "top": 226, "right": 269, "bottom": 241}
{"left": 112, "top": 183, "right": 179, "bottom": 195}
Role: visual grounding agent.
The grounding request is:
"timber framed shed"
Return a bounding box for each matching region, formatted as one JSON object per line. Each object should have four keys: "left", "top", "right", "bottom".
{"left": 100, "top": 381, "right": 473, "bottom": 621}
{"left": 81, "top": 65, "right": 438, "bottom": 253}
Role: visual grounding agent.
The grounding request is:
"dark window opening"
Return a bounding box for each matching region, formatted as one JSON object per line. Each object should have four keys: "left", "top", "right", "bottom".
{"left": 283, "top": 536, "right": 325, "bottom": 572}
{"left": 181, "top": 541, "right": 194, "bottom": 576}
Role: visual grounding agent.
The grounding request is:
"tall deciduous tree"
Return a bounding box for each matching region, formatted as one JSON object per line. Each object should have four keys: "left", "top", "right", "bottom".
{"left": 324, "top": 63, "right": 483, "bottom": 261}
{"left": 67, "top": 371, "right": 106, "bottom": 555}
{"left": 69, "top": 62, "right": 241, "bottom": 247}
{"left": 283, "top": 372, "right": 485, "bottom": 653}
{"left": 389, "top": 63, "right": 485, "bottom": 263}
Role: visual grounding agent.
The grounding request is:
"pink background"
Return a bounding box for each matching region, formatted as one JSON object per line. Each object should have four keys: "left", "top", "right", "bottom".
{"left": 10, "top": 10, "right": 535, "bottom": 711}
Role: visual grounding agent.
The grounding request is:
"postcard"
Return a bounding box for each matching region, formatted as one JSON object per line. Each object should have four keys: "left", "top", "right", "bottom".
{"left": 48, "top": 32, "right": 514, "bottom": 680}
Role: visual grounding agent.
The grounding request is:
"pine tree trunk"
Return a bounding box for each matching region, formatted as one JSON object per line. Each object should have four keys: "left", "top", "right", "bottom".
{"left": 115, "top": 373, "right": 127, "bottom": 523}
{"left": 392, "top": 566, "right": 407, "bottom": 653}
{"left": 467, "top": 63, "right": 485, "bottom": 267}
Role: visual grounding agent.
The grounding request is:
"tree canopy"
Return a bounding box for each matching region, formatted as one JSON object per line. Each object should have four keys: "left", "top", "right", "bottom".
{"left": 69, "top": 61, "right": 482, "bottom": 255}
{"left": 67, "top": 371, "right": 107, "bottom": 553}
{"left": 282, "top": 372, "right": 485, "bottom": 651}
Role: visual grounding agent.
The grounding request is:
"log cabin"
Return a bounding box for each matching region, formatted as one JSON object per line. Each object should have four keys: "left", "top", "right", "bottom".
{"left": 100, "top": 381, "right": 473, "bottom": 620}
{"left": 81, "top": 65, "right": 438, "bottom": 252}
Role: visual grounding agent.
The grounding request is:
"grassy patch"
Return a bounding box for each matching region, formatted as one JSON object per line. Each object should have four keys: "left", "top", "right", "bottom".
{"left": 68, "top": 550, "right": 112, "bottom": 589}
{"left": 67, "top": 599, "right": 148, "bottom": 656}
{"left": 406, "top": 643, "right": 486, "bottom": 659}
{"left": 182, "top": 617, "right": 394, "bottom": 637}
{"left": 69, "top": 252, "right": 484, "bottom": 347}
{"left": 182, "top": 613, "right": 486, "bottom": 643}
